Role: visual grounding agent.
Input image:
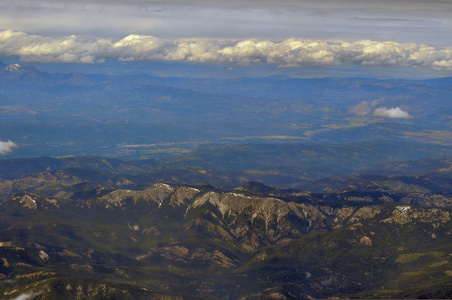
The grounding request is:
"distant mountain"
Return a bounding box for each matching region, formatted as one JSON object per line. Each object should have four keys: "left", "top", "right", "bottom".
{"left": 424, "top": 76, "right": 452, "bottom": 86}
{"left": 0, "top": 156, "right": 147, "bottom": 180}
{"left": 1, "top": 61, "right": 452, "bottom": 158}
{"left": 165, "top": 142, "right": 452, "bottom": 175}
{"left": 363, "top": 156, "right": 452, "bottom": 178}
{"left": 1, "top": 145, "right": 452, "bottom": 190}
{"left": 0, "top": 63, "right": 34, "bottom": 75}
{"left": 0, "top": 62, "right": 107, "bottom": 85}
{"left": 290, "top": 173, "right": 452, "bottom": 194}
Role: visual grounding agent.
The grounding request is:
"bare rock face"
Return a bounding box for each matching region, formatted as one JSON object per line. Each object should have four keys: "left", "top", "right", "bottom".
{"left": 349, "top": 206, "right": 382, "bottom": 223}
{"left": 333, "top": 206, "right": 355, "bottom": 225}
{"left": 34, "top": 279, "right": 182, "bottom": 300}
{"left": 382, "top": 205, "right": 450, "bottom": 225}
{"left": 137, "top": 245, "right": 190, "bottom": 263}
{"left": 38, "top": 250, "right": 49, "bottom": 262}
{"left": 400, "top": 194, "right": 452, "bottom": 207}
{"left": 97, "top": 184, "right": 202, "bottom": 210}
{"left": 359, "top": 236, "right": 373, "bottom": 246}
{"left": 187, "top": 218, "right": 236, "bottom": 243}
{"left": 190, "top": 248, "right": 237, "bottom": 267}
{"left": 167, "top": 186, "right": 201, "bottom": 207}
{"left": 12, "top": 194, "right": 38, "bottom": 210}
{"left": 137, "top": 245, "right": 236, "bottom": 268}
{"left": 99, "top": 183, "right": 175, "bottom": 208}
{"left": 91, "top": 184, "right": 452, "bottom": 251}
{"left": 69, "top": 264, "right": 94, "bottom": 273}
{"left": 184, "top": 191, "right": 328, "bottom": 245}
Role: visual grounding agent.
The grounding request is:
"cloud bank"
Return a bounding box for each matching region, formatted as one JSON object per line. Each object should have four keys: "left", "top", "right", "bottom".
{"left": 2, "top": 30, "right": 452, "bottom": 70}
{"left": 373, "top": 107, "right": 411, "bottom": 119}
{"left": 0, "top": 140, "right": 17, "bottom": 155}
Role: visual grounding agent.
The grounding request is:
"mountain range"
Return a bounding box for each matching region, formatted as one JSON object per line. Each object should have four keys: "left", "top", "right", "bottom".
{"left": 0, "top": 154, "right": 451, "bottom": 299}
{"left": 0, "top": 61, "right": 452, "bottom": 299}
{"left": 1, "top": 62, "right": 452, "bottom": 159}
{"left": 1, "top": 177, "right": 451, "bottom": 299}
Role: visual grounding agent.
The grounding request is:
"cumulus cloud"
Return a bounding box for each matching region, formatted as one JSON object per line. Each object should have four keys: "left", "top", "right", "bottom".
{"left": 373, "top": 107, "right": 411, "bottom": 119}
{"left": 2, "top": 30, "right": 452, "bottom": 70}
{"left": 0, "top": 140, "right": 17, "bottom": 155}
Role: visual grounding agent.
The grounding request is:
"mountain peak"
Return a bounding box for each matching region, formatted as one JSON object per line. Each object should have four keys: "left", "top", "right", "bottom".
{"left": 0, "top": 63, "right": 39, "bottom": 76}
{"left": 4, "top": 63, "right": 28, "bottom": 74}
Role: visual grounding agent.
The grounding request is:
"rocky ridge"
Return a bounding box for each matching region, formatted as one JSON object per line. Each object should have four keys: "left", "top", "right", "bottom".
{"left": 1, "top": 182, "right": 452, "bottom": 299}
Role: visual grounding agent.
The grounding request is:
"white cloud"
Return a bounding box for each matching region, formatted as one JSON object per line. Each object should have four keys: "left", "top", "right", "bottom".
{"left": 373, "top": 107, "right": 411, "bottom": 119}
{"left": 2, "top": 30, "right": 452, "bottom": 70}
{"left": 0, "top": 140, "right": 17, "bottom": 155}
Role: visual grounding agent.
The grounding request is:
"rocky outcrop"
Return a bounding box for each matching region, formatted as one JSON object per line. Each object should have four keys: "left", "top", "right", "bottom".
{"left": 98, "top": 183, "right": 175, "bottom": 208}
{"left": 11, "top": 194, "right": 38, "bottom": 210}
{"left": 382, "top": 205, "right": 450, "bottom": 225}
{"left": 184, "top": 191, "right": 328, "bottom": 244}
{"left": 137, "top": 245, "right": 236, "bottom": 268}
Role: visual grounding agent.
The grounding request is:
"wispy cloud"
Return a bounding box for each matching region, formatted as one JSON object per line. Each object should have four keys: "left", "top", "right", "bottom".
{"left": 1, "top": 0, "right": 452, "bottom": 46}
{"left": 373, "top": 107, "right": 411, "bottom": 119}
{"left": 2, "top": 30, "right": 452, "bottom": 70}
{"left": 0, "top": 140, "right": 17, "bottom": 155}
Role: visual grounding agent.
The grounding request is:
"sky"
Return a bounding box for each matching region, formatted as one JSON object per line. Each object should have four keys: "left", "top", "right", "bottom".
{"left": 1, "top": 0, "right": 452, "bottom": 75}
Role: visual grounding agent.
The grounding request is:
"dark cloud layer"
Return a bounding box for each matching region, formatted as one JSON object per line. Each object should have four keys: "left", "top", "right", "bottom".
{"left": 1, "top": 0, "right": 451, "bottom": 46}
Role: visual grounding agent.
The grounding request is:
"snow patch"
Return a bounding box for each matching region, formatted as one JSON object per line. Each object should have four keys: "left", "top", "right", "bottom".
{"left": 396, "top": 206, "right": 411, "bottom": 212}
{"left": 396, "top": 205, "right": 411, "bottom": 216}
{"left": 5, "top": 63, "right": 23, "bottom": 72}
{"left": 229, "top": 192, "right": 253, "bottom": 199}
{"left": 155, "top": 183, "right": 171, "bottom": 189}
